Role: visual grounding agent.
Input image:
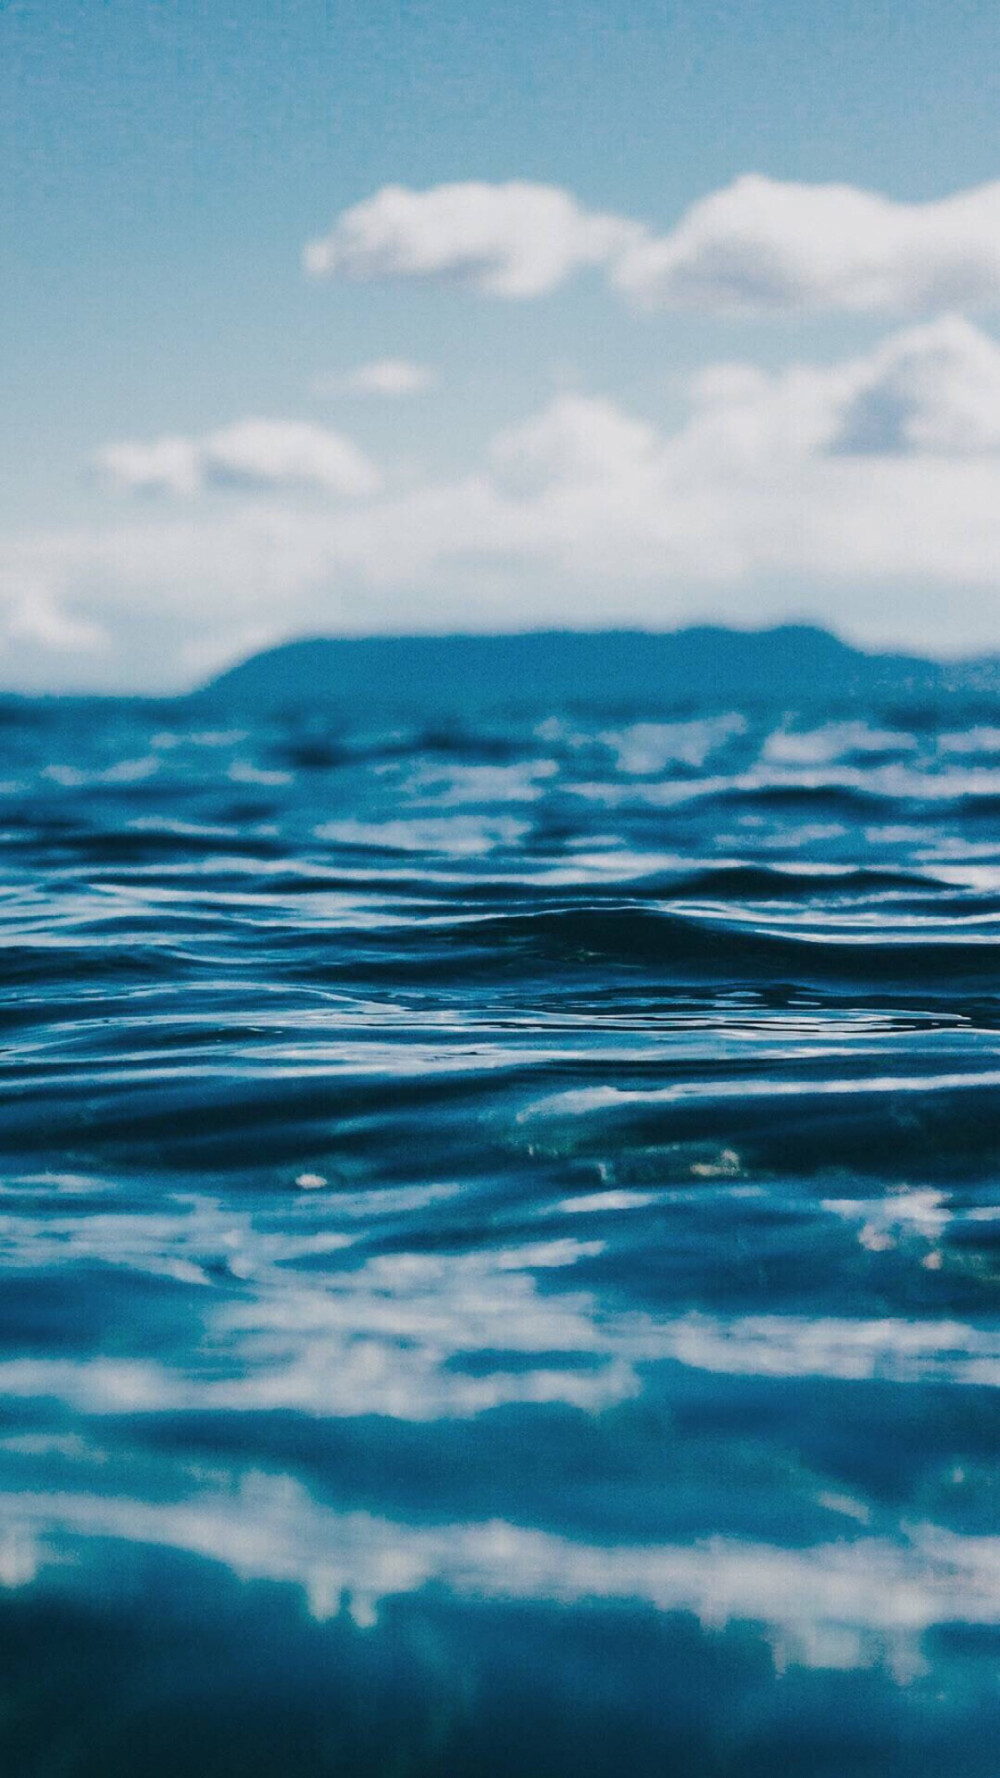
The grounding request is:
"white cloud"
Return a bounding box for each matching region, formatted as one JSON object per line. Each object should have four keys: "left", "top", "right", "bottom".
{"left": 98, "top": 418, "right": 381, "bottom": 499}
{"left": 305, "top": 175, "right": 1000, "bottom": 318}
{"left": 490, "top": 393, "right": 661, "bottom": 495}
{"left": 315, "top": 358, "right": 435, "bottom": 399}
{"left": 682, "top": 313, "right": 1000, "bottom": 459}
{"left": 304, "top": 180, "right": 642, "bottom": 298}
{"left": 9, "top": 316, "right": 1000, "bottom": 687}
{"left": 617, "top": 174, "right": 1000, "bottom": 314}
{"left": 827, "top": 315, "right": 1000, "bottom": 454}
{"left": 0, "top": 576, "right": 107, "bottom": 656}
{"left": 98, "top": 434, "right": 203, "bottom": 498}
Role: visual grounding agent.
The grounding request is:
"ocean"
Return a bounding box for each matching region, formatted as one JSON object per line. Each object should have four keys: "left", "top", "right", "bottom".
{"left": 1, "top": 685, "right": 1000, "bottom": 1774}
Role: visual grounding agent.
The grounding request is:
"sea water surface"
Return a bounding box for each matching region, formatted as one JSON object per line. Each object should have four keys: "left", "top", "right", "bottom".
{"left": 2, "top": 688, "right": 1000, "bottom": 1773}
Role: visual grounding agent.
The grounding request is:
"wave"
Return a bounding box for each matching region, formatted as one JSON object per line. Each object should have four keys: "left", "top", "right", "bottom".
{"left": 3, "top": 691, "right": 1000, "bottom": 1762}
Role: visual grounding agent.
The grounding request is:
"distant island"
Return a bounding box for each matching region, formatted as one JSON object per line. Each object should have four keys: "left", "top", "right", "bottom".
{"left": 202, "top": 625, "right": 1000, "bottom": 711}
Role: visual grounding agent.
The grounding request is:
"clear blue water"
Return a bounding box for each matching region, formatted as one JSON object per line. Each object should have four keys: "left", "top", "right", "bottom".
{"left": 2, "top": 691, "right": 1000, "bottom": 1774}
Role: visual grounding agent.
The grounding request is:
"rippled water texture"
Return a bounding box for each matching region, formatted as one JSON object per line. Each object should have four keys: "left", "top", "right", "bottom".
{"left": 3, "top": 689, "right": 1000, "bottom": 1774}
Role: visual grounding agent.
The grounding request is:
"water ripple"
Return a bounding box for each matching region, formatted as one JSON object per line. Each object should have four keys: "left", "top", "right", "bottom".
{"left": 2, "top": 692, "right": 1000, "bottom": 1770}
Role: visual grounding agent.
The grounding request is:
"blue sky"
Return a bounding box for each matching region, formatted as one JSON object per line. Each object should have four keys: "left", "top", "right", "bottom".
{"left": 4, "top": 0, "right": 1000, "bottom": 688}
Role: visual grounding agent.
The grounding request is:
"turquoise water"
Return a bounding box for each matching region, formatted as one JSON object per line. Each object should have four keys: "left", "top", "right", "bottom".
{"left": 1, "top": 691, "right": 1000, "bottom": 1773}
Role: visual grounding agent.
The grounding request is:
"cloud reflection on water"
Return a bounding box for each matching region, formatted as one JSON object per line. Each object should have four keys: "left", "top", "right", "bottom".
{"left": 3, "top": 1469, "right": 999, "bottom": 1679}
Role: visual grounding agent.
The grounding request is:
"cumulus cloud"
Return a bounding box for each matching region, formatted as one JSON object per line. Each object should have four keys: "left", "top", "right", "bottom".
{"left": 305, "top": 175, "right": 1000, "bottom": 317}
{"left": 8, "top": 316, "right": 1000, "bottom": 687}
{"left": 827, "top": 315, "right": 1000, "bottom": 454}
{"left": 304, "top": 180, "right": 642, "bottom": 298}
{"left": 314, "top": 358, "right": 435, "bottom": 399}
{"left": 98, "top": 418, "right": 381, "bottom": 499}
{"left": 490, "top": 393, "right": 661, "bottom": 495}
{"left": 684, "top": 314, "right": 1000, "bottom": 460}
{"left": 617, "top": 173, "right": 1000, "bottom": 313}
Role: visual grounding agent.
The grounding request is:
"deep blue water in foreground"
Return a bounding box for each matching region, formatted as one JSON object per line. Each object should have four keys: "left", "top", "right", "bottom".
{"left": 2, "top": 690, "right": 1000, "bottom": 1775}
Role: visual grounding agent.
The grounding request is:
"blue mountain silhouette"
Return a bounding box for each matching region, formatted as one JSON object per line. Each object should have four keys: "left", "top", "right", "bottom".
{"left": 204, "top": 625, "right": 998, "bottom": 709}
